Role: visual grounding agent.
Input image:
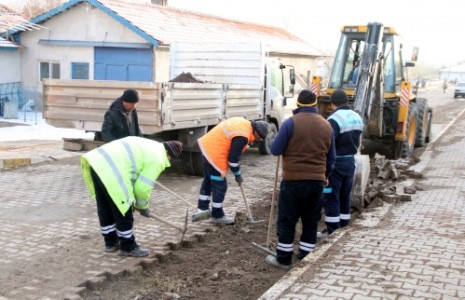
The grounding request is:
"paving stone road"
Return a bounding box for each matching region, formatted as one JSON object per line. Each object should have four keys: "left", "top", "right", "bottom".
{"left": 259, "top": 107, "right": 465, "bottom": 299}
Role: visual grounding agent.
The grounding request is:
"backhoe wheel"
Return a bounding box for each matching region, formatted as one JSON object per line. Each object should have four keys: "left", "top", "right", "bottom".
{"left": 414, "top": 98, "right": 429, "bottom": 147}
{"left": 258, "top": 122, "right": 277, "bottom": 155}
{"left": 394, "top": 102, "right": 417, "bottom": 159}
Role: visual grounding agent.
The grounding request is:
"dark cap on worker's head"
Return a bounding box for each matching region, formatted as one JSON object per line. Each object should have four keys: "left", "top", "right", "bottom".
{"left": 297, "top": 89, "right": 317, "bottom": 107}
{"left": 121, "top": 89, "right": 139, "bottom": 103}
{"left": 252, "top": 121, "right": 269, "bottom": 139}
{"left": 163, "top": 141, "right": 183, "bottom": 160}
{"left": 330, "top": 89, "right": 348, "bottom": 105}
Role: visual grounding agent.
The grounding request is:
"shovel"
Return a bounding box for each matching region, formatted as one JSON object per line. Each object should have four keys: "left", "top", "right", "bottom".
{"left": 155, "top": 181, "right": 196, "bottom": 208}
{"left": 149, "top": 208, "right": 189, "bottom": 250}
{"left": 239, "top": 182, "right": 263, "bottom": 224}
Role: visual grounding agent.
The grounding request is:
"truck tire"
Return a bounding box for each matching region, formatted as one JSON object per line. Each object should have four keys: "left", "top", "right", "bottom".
{"left": 394, "top": 102, "right": 417, "bottom": 159}
{"left": 414, "top": 98, "right": 429, "bottom": 147}
{"left": 183, "top": 151, "right": 204, "bottom": 176}
{"left": 258, "top": 123, "right": 277, "bottom": 155}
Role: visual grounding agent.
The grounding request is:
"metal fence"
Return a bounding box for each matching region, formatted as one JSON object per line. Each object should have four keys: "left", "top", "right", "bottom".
{"left": 0, "top": 82, "right": 41, "bottom": 123}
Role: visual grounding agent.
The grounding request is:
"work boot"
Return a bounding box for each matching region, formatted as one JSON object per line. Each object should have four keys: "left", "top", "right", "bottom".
{"left": 192, "top": 209, "right": 211, "bottom": 222}
{"left": 118, "top": 246, "right": 150, "bottom": 257}
{"left": 294, "top": 250, "right": 314, "bottom": 261}
{"left": 317, "top": 229, "right": 329, "bottom": 239}
{"left": 210, "top": 216, "right": 235, "bottom": 225}
{"left": 265, "top": 255, "right": 291, "bottom": 270}
{"left": 104, "top": 244, "right": 119, "bottom": 253}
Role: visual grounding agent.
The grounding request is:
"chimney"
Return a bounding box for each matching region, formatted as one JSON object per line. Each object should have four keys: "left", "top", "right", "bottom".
{"left": 151, "top": 0, "right": 167, "bottom": 5}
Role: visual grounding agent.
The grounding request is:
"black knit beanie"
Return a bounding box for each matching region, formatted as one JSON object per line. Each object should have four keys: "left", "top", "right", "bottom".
{"left": 330, "top": 89, "right": 348, "bottom": 104}
{"left": 121, "top": 89, "right": 139, "bottom": 103}
{"left": 163, "top": 141, "right": 183, "bottom": 160}
{"left": 297, "top": 89, "right": 317, "bottom": 107}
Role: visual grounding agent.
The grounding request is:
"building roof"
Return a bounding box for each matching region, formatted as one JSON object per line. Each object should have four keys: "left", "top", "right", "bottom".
{"left": 0, "top": 36, "right": 19, "bottom": 49}
{"left": 0, "top": 4, "right": 45, "bottom": 36}
{"left": 27, "top": 0, "right": 325, "bottom": 57}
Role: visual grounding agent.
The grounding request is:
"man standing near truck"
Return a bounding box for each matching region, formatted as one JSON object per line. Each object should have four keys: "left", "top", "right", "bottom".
{"left": 192, "top": 117, "right": 269, "bottom": 225}
{"left": 318, "top": 89, "right": 363, "bottom": 238}
{"left": 265, "top": 89, "right": 335, "bottom": 270}
{"left": 100, "top": 89, "right": 142, "bottom": 143}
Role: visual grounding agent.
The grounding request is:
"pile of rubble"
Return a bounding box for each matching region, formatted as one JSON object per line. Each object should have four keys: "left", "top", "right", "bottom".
{"left": 362, "top": 153, "right": 424, "bottom": 207}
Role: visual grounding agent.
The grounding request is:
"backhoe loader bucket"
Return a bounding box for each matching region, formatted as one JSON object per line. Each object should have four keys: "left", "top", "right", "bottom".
{"left": 352, "top": 154, "right": 370, "bottom": 211}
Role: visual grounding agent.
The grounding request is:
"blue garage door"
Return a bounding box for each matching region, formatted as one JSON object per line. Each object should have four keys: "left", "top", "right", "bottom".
{"left": 94, "top": 47, "right": 152, "bottom": 81}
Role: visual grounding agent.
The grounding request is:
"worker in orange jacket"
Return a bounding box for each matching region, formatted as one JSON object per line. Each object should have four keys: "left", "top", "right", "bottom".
{"left": 192, "top": 117, "right": 269, "bottom": 224}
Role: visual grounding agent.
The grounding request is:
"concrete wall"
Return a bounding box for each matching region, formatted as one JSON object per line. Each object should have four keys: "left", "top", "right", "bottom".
{"left": 0, "top": 50, "right": 21, "bottom": 84}
{"left": 19, "top": 2, "right": 150, "bottom": 92}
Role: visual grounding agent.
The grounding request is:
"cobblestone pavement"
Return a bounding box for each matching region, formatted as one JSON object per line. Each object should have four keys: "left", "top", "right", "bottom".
{"left": 0, "top": 144, "right": 278, "bottom": 300}
{"left": 259, "top": 109, "right": 465, "bottom": 299}
{"left": 2, "top": 92, "right": 465, "bottom": 299}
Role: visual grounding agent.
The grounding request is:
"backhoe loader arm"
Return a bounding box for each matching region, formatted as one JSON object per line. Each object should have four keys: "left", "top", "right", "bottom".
{"left": 352, "top": 22, "right": 384, "bottom": 134}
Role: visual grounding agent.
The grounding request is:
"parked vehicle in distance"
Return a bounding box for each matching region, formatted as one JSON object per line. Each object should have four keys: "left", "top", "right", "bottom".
{"left": 454, "top": 82, "right": 465, "bottom": 98}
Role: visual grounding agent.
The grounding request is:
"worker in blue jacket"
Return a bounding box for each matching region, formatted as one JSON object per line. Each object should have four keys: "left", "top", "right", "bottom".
{"left": 318, "top": 89, "right": 363, "bottom": 238}
{"left": 265, "top": 89, "right": 336, "bottom": 270}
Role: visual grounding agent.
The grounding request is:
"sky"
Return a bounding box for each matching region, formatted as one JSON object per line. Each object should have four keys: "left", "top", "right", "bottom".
{"left": 0, "top": 0, "right": 462, "bottom": 68}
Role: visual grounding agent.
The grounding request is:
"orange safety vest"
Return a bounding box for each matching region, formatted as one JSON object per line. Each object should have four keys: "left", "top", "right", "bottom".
{"left": 198, "top": 117, "right": 255, "bottom": 177}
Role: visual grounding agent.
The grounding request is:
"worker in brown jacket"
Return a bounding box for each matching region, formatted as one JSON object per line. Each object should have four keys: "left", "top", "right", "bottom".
{"left": 265, "top": 89, "right": 336, "bottom": 270}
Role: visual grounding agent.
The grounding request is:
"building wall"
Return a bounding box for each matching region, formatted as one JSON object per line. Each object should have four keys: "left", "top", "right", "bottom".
{"left": 19, "top": 2, "right": 150, "bottom": 92}
{"left": 0, "top": 49, "right": 20, "bottom": 84}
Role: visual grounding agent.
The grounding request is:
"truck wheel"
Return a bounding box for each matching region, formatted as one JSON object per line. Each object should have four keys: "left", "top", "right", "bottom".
{"left": 414, "top": 98, "right": 429, "bottom": 147}
{"left": 183, "top": 151, "right": 204, "bottom": 176}
{"left": 394, "top": 102, "right": 417, "bottom": 159}
{"left": 258, "top": 123, "right": 277, "bottom": 155}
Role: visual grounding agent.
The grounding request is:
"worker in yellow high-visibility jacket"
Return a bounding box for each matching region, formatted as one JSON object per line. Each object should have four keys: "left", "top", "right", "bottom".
{"left": 81, "top": 136, "right": 183, "bottom": 257}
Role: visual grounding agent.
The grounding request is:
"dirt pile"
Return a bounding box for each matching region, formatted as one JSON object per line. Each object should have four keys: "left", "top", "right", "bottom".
{"left": 169, "top": 72, "right": 204, "bottom": 83}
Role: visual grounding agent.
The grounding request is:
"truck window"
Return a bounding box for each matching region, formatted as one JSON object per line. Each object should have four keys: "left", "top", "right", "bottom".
{"left": 384, "top": 41, "right": 395, "bottom": 92}
{"left": 270, "top": 68, "right": 283, "bottom": 94}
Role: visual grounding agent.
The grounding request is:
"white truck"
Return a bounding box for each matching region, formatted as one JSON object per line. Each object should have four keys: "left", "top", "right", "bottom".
{"left": 43, "top": 42, "right": 296, "bottom": 175}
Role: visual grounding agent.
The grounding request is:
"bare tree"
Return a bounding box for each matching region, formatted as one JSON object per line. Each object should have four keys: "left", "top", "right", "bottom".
{"left": 21, "top": 0, "right": 64, "bottom": 20}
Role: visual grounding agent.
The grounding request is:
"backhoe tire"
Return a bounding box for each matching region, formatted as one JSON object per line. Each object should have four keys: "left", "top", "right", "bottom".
{"left": 258, "top": 122, "right": 277, "bottom": 155}
{"left": 414, "top": 98, "right": 429, "bottom": 147}
{"left": 394, "top": 102, "right": 417, "bottom": 159}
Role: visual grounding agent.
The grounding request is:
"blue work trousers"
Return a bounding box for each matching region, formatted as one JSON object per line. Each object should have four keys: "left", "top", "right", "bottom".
{"left": 197, "top": 156, "right": 228, "bottom": 218}
{"left": 276, "top": 180, "right": 324, "bottom": 265}
{"left": 323, "top": 157, "right": 356, "bottom": 234}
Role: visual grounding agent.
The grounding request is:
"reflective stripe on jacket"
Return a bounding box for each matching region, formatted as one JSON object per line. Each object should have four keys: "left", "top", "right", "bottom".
{"left": 328, "top": 107, "right": 363, "bottom": 156}
{"left": 81, "top": 136, "right": 171, "bottom": 216}
{"left": 198, "top": 117, "right": 255, "bottom": 177}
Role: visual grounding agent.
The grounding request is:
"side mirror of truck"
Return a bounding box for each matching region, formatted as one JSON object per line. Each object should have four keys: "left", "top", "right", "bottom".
{"left": 290, "top": 68, "right": 296, "bottom": 85}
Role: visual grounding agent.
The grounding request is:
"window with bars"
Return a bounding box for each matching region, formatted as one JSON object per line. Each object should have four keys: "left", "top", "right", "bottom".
{"left": 71, "top": 62, "right": 89, "bottom": 79}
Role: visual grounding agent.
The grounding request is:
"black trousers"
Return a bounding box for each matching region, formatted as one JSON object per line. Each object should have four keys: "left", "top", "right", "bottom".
{"left": 276, "top": 180, "right": 324, "bottom": 265}
{"left": 90, "top": 168, "right": 137, "bottom": 252}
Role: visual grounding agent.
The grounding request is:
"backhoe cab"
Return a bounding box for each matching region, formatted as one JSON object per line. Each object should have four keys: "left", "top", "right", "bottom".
{"left": 315, "top": 22, "right": 432, "bottom": 159}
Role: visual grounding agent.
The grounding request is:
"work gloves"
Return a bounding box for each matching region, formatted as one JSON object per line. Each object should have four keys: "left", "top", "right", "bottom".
{"left": 139, "top": 208, "right": 151, "bottom": 218}
{"left": 235, "top": 174, "right": 243, "bottom": 186}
